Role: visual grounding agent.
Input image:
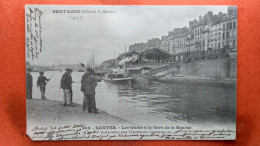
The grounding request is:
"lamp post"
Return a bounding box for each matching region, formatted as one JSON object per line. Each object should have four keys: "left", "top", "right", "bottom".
{"left": 153, "top": 52, "right": 155, "bottom": 63}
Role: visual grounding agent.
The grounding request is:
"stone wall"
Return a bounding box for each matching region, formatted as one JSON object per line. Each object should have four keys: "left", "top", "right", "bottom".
{"left": 228, "top": 58, "right": 237, "bottom": 78}
{"left": 127, "top": 63, "right": 170, "bottom": 70}
{"left": 127, "top": 58, "right": 237, "bottom": 78}
{"left": 176, "top": 58, "right": 236, "bottom": 78}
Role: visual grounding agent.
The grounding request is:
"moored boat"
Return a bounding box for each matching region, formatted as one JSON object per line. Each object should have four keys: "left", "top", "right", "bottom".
{"left": 104, "top": 68, "right": 133, "bottom": 84}
{"left": 104, "top": 73, "right": 133, "bottom": 83}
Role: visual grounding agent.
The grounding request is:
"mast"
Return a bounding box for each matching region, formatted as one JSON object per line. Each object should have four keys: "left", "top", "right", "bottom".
{"left": 125, "top": 44, "right": 126, "bottom": 53}
{"left": 59, "top": 60, "right": 61, "bottom": 71}
{"left": 92, "top": 49, "right": 94, "bottom": 69}
{"left": 88, "top": 57, "right": 91, "bottom": 68}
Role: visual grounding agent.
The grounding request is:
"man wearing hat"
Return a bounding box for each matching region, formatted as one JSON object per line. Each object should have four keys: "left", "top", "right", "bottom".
{"left": 81, "top": 68, "right": 91, "bottom": 111}
{"left": 37, "top": 71, "right": 50, "bottom": 100}
{"left": 83, "top": 69, "right": 101, "bottom": 113}
{"left": 26, "top": 68, "right": 33, "bottom": 99}
{"left": 60, "top": 68, "right": 73, "bottom": 106}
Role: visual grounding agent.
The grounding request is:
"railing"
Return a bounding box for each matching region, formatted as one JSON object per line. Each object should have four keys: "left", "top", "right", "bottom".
{"left": 156, "top": 70, "right": 176, "bottom": 78}
{"left": 142, "top": 62, "right": 178, "bottom": 76}
{"left": 126, "top": 60, "right": 175, "bottom": 68}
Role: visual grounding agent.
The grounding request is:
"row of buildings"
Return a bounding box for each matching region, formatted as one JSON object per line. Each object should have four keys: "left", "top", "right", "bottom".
{"left": 129, "top": 6, "right": 237, "bottom": 62}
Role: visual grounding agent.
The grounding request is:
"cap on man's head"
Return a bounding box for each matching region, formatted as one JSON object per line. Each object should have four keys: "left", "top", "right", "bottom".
{"left": 65, "top": 68, "right": 73, "bottom": 72}
{"left": 39, "top": 71, "right": 44, "bottom": 74}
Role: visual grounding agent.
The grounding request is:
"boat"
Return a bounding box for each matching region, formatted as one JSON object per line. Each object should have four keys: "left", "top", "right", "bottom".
{"left": 105, "top": 74, "right": 133, "bottom": 81}
{"left": 104, "top": 68, "right": 133, "bottom": 84}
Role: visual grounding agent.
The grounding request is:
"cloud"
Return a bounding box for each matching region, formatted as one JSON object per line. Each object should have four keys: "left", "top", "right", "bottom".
{"left": 27, "top": 5, "right": 228, "bottom": 65}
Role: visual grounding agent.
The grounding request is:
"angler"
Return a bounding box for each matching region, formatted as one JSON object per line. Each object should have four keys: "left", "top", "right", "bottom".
{"left": 37, "top": 71, "right": 51, "bottom": 100}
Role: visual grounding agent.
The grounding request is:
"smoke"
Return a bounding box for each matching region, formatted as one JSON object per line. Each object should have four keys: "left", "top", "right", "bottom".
{"left": 118, "top": 55, "right": 138, "bottom": 65}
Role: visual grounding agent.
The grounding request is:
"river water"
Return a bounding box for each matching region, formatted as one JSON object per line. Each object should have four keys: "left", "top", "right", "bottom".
{"left": 29, "top": 71, "right": 236, "bottom": 127}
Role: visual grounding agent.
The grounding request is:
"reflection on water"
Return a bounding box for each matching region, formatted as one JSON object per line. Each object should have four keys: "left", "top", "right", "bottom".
{"left": 30, "top": 71, "right": 236, "bottom": 125}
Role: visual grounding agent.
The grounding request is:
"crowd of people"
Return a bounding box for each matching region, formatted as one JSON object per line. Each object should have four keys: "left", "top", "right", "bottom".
{"left": 26, "top": 67, "right": 101, "bottom": 114}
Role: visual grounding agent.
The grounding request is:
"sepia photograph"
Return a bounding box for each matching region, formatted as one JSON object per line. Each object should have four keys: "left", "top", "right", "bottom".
{"left": 25, "top": 5, "right": 237, "bottom": 140}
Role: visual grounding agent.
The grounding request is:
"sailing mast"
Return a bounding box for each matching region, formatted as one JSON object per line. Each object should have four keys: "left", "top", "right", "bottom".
{"left": 88, "top": 57, "right": 91, "bottom": 68}
{"left": 125, "top": 44, "right": 126, "bottom": 53}
{"left": 59, "top": 60, "right": 61, "bottom": 72}
{"left": 92, "top": 49, "right": 94, "bottom": 70}
{"left": 114, "top": 51, "right": 115, "bottom": 59}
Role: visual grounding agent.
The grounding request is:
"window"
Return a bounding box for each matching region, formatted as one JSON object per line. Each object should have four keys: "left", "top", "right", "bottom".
{"left": 223, "top": 33, "right": 225, "bottom": 39}
{"left": 218, "top": 43, "right": 221, "bottom": 49}
{"left": 233, "top": 22, "right": 236, "bottom": 28}
{"left": 226, "top": 32, "right": 229, "bottom": 39}
{"left": 226, "top": 41, "right": 230, "bottom": 48}
{"left": 230, "top": 23, "right": 232, "bottom": 29}
{"left": 223, "top": 24, "right": 225, "bottom": 30}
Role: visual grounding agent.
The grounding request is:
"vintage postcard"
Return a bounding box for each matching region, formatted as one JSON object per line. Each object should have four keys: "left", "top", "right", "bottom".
{"left": 25, "top": 5, "right": 237, "bottom": 140}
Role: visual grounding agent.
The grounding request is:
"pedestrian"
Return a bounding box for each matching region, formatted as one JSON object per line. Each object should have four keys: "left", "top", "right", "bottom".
{"left": 81, "top": 68, "right": 91, "bottom": 111}
{"left": 171, "top": 71, "right": 176, "bottom": 77}
{"left": 83, "top": 69, "right": 101, "bottom": 113}
{"left": 37, "top": 72, "right": 50, "bottom": 100}
{"left": 60, "top": 68, "right": 73, "bottom": 106}
{"left": 26, "top": 68, "right": 33, "bottom": 99}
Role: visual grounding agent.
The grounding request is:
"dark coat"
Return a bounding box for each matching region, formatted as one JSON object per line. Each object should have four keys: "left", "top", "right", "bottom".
{"left": 60, "top": 72, "right": 72, "bottom": 89}
{"left": 81, "top": 72, "right": 90, "bottom": 92}
{"left": 26, "top": 73, "right": 33, "bottom": 89}
{"left": 37, "top": 76, "right": 49, "bottom": 87}
{"left": 84, "top": 75, "right": 98, "bottom": 95}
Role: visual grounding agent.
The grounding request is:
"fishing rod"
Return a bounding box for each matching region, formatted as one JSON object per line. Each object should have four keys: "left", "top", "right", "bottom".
{"left": 49, "top": 70, "right": 57, "bottom": 79}
{"left": 44, "top": 70, "right": 57, "bottom": 85}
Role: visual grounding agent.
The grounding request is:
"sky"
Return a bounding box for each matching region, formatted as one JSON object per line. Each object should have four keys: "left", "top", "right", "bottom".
{"left": 26, "top": 5, "right": 228, "bottom": 65}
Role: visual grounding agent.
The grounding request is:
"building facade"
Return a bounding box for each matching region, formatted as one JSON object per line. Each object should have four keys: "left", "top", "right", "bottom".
{"left": 126, "top": 6, "right": 237, "bottom": 62}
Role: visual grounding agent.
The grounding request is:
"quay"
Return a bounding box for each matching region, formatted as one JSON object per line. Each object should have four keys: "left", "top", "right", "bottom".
{"left": 26, "top": 99, "right": 133, "bottom": 130}
{"left": 154, "top": 75, "right": 236, "bottom": 86}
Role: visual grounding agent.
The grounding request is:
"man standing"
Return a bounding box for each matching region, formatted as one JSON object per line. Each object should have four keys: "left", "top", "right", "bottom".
{"left": 26, "top": 68, "right": 33, "bottom": 99}
{"left": 83, "top": 69, "right": 101, "bottom": 113}
{"left": 60, "top": 68, "right": 73, "bottom": 106}
{"left": 37, "top": 72, "right": 50, "bottom": 100}
{"left": 81, "top": 68, "right": 91, "bottom": 111}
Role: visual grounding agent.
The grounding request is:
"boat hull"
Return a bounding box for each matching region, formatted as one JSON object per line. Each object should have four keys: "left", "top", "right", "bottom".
{"left": 104, "top": 77, "right": 133, "bottom": 82}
